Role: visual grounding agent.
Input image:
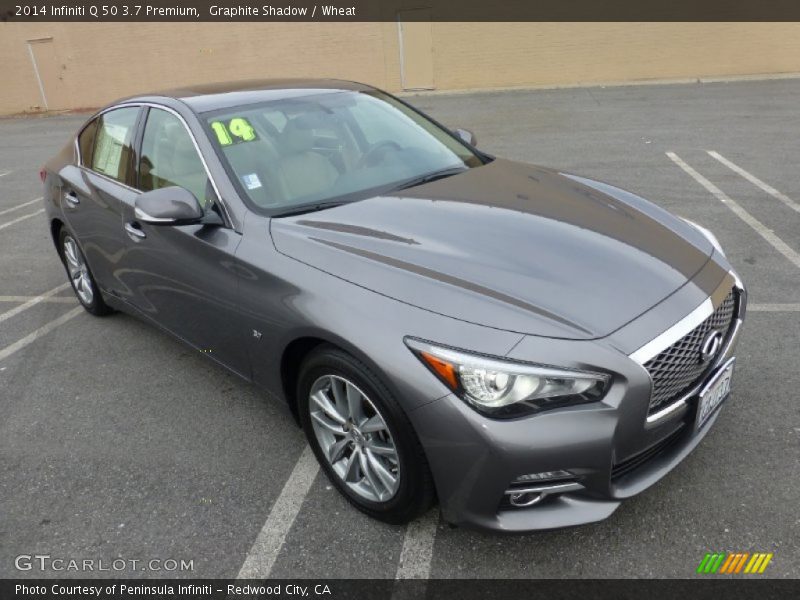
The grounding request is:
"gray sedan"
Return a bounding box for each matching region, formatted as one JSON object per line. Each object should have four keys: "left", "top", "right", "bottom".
{"left": 41, "top": 79, "right": 746, "bottom": 532}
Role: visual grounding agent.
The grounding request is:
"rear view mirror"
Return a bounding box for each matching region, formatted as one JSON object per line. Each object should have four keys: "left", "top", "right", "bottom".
{"left": 134, "top": 187, "right": 204, "bottom": 225}
{"left": 453, "top": 128, "right": 477, "bottom": 147}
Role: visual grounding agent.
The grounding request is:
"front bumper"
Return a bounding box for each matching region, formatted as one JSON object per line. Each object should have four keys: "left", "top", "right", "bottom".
{"left": 407, "top": 268, "right": 746, "bottom": 532}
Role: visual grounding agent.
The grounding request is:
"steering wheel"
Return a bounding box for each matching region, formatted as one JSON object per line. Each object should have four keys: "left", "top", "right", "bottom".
{"left": 356, "top": 140, "right": 403, "bottom": 169}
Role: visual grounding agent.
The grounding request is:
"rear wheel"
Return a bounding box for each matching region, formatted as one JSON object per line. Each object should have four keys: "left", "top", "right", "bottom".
{"left": 297, "top": 345, "right": 435, "bottom": 524}
{"left": 59, "top": 229, "right": 112, "bottom": 316}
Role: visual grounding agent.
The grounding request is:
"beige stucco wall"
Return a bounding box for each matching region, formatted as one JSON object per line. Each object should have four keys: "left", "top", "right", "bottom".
{"left": 430, "top": 22, "right": 800, "bottom": 89}
{"left": 2, "top": 22, "right": 800, "bottom": 115}
{"left": 0, "top": 22, "right": 397, "bottom": 113}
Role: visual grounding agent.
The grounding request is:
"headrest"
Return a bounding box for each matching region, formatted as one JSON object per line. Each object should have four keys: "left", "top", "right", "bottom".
{"left": 169, "top": 131, "right": 203, "bottom": 176}
{"left": 280, "top": 116, "right": 315, "bottom": 155}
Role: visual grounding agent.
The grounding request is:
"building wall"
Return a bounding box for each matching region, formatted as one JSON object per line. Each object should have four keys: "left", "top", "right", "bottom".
{"left": 429, "top": 23, "right": 800, "bottom": 90}
{"left": 0, "top": 22, "right": 396, "bottom": 114}
{"left": 2, "top": 21, "right": 800, "bottom": 115}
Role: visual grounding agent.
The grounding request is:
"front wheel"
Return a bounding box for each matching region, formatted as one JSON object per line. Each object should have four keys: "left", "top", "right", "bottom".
{"left": 59, "top": 229, "right": 113, "bottom": 316}
{"left": 297, "top": 345, "right": 435, "bottom": 524}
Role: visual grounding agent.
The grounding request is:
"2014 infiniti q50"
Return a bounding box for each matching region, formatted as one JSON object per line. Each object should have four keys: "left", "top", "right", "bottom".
{"left": 41, "top": 80, "right": 746, "bottom": 531}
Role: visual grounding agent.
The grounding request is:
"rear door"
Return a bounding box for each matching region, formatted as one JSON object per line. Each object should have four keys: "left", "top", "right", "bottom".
{"left": 60, "top": 106, "right": 143, "bottom": 293}
{"left": 117, "top": 106, "right": 249, "bottom": 377}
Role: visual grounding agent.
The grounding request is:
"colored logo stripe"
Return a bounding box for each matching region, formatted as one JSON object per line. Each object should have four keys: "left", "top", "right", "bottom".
{"left": 698, "top": 552, "right": 773, "bottom": 574}
{"left": 745, "top": 553, "right": 774, "bottom": 574}
{"left": 718, "top": 553, "right": 736, "bottom": 573}
{"left": 697, "top": 553, "right": 725, "bottom": 573}
{"left": 720, "top": 553, "right": 747, "bottom": 574}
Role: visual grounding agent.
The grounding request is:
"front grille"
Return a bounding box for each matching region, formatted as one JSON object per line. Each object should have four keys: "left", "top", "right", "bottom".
{"left": 644, "top": 289, "right": 737, "bottom": 415}
{"left": 611, "top": 425, "right": 685, "bottom": 480}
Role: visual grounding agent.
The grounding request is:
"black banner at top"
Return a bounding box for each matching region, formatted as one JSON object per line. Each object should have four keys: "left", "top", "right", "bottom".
{"left": 3, "top": 0, "right": 800, "bottom": 22}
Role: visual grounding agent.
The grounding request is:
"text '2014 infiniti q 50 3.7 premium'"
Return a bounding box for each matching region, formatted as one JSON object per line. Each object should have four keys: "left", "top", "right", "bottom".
{"left": 42, "top": 80, "right": 746, "bottom": 532}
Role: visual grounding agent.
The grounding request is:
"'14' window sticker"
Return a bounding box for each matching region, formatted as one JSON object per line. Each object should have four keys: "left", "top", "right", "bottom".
{"left": 210, "top": 118, "right": 259, "bottom": 146}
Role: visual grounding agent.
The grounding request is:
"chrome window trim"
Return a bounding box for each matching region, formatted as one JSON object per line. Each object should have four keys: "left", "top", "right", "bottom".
{"left": 629, "top": 270, "right": 745, "bottom": 425}
{"left": 73, "top": 101, "right": 233, "bottom": 228}
{"left": 74, "top": 103, "right": 140, "bottom": 168}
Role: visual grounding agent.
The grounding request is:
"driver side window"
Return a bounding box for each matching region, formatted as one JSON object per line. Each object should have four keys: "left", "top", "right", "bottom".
{"left": 139, "top": 109, "right": 214, "bottom": 208}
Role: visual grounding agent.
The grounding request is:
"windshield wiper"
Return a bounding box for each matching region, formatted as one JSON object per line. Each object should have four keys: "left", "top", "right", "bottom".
{"left": 391, "top": 166, "right": 468, "bottom": 192}
{"left": 271, "top": 201, "right": 347, "bottom": 218}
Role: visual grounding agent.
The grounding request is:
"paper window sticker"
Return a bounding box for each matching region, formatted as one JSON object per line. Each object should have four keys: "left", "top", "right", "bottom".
{"left": 242, "top": 173, "right": 262, "bottom": 190}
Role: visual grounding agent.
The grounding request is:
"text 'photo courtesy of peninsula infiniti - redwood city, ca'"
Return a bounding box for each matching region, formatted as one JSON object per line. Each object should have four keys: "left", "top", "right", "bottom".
{"left": 40, "top": 79, "right": 746, "bottom": 532}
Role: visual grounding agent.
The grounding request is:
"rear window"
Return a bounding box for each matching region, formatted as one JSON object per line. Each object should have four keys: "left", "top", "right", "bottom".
{"left": 90, "top": 107, "right": 139, "bottom": 184}
{"left": 77, "top": 119, "right": 98, "bottom": 166}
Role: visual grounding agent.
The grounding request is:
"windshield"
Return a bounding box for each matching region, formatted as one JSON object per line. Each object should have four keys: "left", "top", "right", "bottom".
{"left": 203, "top": 90, "right": 484, "bottom": 214}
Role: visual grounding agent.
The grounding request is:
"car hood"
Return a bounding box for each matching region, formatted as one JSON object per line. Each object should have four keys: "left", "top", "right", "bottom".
{"left": 270, "top": 159, "right": 713, "bottom": 339}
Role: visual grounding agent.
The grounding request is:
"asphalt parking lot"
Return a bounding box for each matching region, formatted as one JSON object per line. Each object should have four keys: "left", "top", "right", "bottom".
{"left": 1, "top": 78, "right": 798, "bottom": 580}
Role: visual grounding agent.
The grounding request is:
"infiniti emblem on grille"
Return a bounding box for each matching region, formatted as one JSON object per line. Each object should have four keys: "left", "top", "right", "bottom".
{"left": 700, "top": 330, "right": 723, "bottom": 364}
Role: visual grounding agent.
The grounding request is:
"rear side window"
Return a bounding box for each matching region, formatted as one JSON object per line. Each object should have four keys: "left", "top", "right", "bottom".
{"left": 77, "top": 119, "right": 98, "bottom": 166}
{"left": 90, "top": 107, "right": 139, "bottom": 184}
{"left": 139, "top": 108, "right": 212, "bottom": 207}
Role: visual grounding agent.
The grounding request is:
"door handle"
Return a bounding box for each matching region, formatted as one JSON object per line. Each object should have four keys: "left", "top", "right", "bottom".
{"left": 124, "top": 222, "right": 146, "bottom": 240}
{"left": 64, "top": 191, "right": 80, "bottom": 207}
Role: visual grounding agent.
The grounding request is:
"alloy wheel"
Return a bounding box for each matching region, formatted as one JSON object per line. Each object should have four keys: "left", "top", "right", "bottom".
{"left": 63, "top": 236, "right": 94, "bottom": 306}
{"left": 308, "top": 374, "right": 400, "bottom": 502}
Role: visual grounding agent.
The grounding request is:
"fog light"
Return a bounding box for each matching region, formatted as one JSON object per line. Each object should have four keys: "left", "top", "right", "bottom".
{"left": 513, "top": 470, "right": 572, "bottom": 484}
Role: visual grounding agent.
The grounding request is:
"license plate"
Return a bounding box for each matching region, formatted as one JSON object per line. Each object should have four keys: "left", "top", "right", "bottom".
{"left": 695, "top": 358, "right": 735, "bottom": 430}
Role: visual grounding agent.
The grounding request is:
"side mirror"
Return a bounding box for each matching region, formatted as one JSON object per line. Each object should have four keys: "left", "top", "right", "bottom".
{"left": 134, "top": 187, "right": 204, "bottom": 225}
{"left": 453, "top": 128, "right": 477, "bottom": 147}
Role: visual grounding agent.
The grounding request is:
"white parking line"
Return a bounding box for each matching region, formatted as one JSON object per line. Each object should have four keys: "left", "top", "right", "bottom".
{"left": 666, "top": 152, "right": 800, "bottom": 271}
{"left": 0, "top": 197, "right": 42, "bottom": 217}
{"left": 0, "top": 170, "right": 11, "bottom": 178}
{"left": 0, "top": 306, "right": 83, "bottom": 363}
{"left": 748, "top": 303, "right": 800, "bottom": 312}
{"left": 0, "top": 296, "right": 75, "bottom": 304}
{"left": 237, "top": 445, "right": 319, "bottom": 579}
{"left": 0, "top": 208, "right": 45, "bottom": 231}
{"left": 395, "top": 509, "right": 439, "bottom": 580}
{"left": 0, "top": 283, "right": 72, "bottom": 325}
{"left": 707, "top": 151, "right": 800, "bottom": 214}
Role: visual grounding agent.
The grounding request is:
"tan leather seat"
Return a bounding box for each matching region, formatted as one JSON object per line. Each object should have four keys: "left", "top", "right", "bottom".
{"left": 223, "top": 136, "right": 286, "bottom": 207}
{"left": 146, "top": 122, "right": 209, "bottom": 204}
{"left": 278, "top": 117, "right": 339, "bottom": 200}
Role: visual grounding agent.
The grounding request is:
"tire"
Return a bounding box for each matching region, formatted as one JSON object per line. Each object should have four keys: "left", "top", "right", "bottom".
{"left": 58, "top": 228, "right": 113, "bottom": 316}
{"left": 297, "top": 344, "right": 435, "bottom": 524}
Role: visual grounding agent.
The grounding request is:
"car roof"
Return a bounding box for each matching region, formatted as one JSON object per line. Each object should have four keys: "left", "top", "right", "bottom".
{"left": 127, "top": 78, "right": 376, "bottom": 114}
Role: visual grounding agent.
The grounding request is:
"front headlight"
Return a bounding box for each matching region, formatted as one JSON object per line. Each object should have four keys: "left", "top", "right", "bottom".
{"left": 680, "top": 217, "right": 725, "bottom": 257}
{"left": 405, "top": 338, "right": 610, "bottom": 418}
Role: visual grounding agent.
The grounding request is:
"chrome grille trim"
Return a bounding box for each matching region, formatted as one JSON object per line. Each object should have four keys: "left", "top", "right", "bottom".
{"left": 644, "top": 317, "right": 742, "bottom": 424}
{"left": 643, "top": 289, "right": 736, "bottom": 414}
{"left": 629, "top": 297, "right": 713, "bottom": 365}
{"left": 628, "top": 270, "right": 744, "bottom": 423}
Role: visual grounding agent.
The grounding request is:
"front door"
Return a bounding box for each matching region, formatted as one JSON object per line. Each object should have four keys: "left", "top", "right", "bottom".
{"left": 117, "top": 106, "right": 249, "bottom": 378}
